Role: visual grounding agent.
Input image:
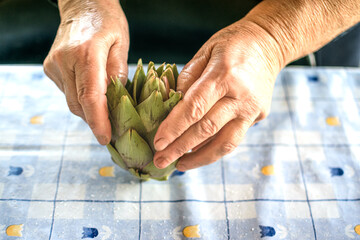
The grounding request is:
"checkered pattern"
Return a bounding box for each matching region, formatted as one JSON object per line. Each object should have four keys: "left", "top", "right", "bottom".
{"left": 0, "top": 65, "right": 359, "bottom": 240}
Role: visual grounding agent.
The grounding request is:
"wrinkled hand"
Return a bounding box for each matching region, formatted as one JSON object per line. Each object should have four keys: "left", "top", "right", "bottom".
{"left": 43, "top": 0, "right": 129, "bottom": 145}
{"left": 153, "top": 20, "right": 285, "bottom": 171}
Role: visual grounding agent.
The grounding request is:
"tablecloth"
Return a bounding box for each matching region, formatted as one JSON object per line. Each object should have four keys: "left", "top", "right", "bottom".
{"left": 0, "top": 65, "right": 359, "bottom": 240}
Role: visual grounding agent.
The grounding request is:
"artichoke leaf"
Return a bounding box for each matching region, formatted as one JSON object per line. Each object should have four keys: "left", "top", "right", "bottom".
{"left": 139, "top": 75, "right": 160, "bottom": 103}
{"left": 169, "top": 89, "right": 175, "bottom": 98}
{"left": 126, "top": 80, "right": 134, "bottom": 96}
{"left": 161, "top": 75, "right": 170, "bottom": 99}
{"left": 158, "top": 78, "right": 168, "bottom": 100}
{"left": 160, "top": 68, "right": 175, "bottom": 90}
{"left": 146, "top": 68, "right": 158, "bottom": 81}
{"left": 142, "top": 160, "right": 178, "bottom": 181}
{"left": 115, "top": 128, "right": 153, "bottom": 169}
{"left": 106, "top": 77, "right": 120, "bottom": 111}
{"left": 128, "top": 168, "right": 140, "bottom": 178}
{"left": 132, "top": 59, "right": 146, "bottom": 105}
{"left": 144, "top": 128, "right": 158, "bottom": 153}
{"left": 112, "top": 95, "right": 147, "bottom": 138}
{"left": 109, "top": 113, "right": 119, "bottom": 142}
{"left": 125, "top": 78, "right": 132, "bottom": 89}
{"left": 107, "top": 81, "right": 135, "bottom": 141}
{"left": 107, "top": 79, "right": 135, "bottom": 140}
{"left": 128, "top": 168, "right": 151, "bottom": 181}
{"left": 119, "top": 83, "right": 135, "bottom": 106}
{"left": 165, "top": 63, "right": 172, "bottom": 70}
{"left": 147, "top": 61, "right": 156, "bottom": 73}
{"left": 136, "top": 90, "right": 166, "bottom": 132}
{"left": 106, "top": 77, "right": 135, "bottom": 112}
{"left": 172, "top": 64, "right": 179, "bottom": 86}
{"left": 164, "top": 90, "right": 182, "bottom": 112}
{"left": 106, "top": 143, "right": 128, "bottom": 170}
{"left": 156, "top": 62, "right": 165, "bottom": 76}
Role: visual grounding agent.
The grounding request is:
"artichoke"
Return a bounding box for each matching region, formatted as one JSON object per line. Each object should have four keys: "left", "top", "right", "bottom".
{"left": 106, "top": 59, "right": 182, "bottom": 181}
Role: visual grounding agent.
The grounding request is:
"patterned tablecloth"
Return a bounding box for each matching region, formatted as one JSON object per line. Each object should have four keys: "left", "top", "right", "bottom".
{"left": 0, "top": 65, "right": 359, "bottom": 240}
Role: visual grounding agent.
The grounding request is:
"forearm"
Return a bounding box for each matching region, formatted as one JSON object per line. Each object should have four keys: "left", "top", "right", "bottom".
{"left": 244, "top": 0, "right": 360, "bottom": 66}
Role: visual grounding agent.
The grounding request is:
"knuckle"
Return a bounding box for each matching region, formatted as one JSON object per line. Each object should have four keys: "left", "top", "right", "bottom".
{"left": 117, "top": 71, "right": 128, "bottom": 83}
{"left": 176, "top": 69, "right": 192, "bottom": 90}
{"left": 197, "top": 117, "right": 218, "bottom": 137}
{"left": 178, "top": 65, "right": 192, "bottom": 78}
{"left": 245, "top": 92, "right": 261, "bottom": 108}
{"left": 174, "top": 144, "right": 189, "bottom": 158}
{"left": 109, "top": 70, "right": 128, "bottom": 84}
{"left": 51, "top": 49, "right": 65, "bottom": 63}
{"left": 74, "top": 47, "right": 102, "bottom": 74}
{"left": 223, "top": 97, "right": 241, "bottom": 116}
{"left": 43, "top": 51, "right": 60, "bottom": 74}
{"left": 221, "top": 60, "right": 234, "bottom": 74}
{"left": 238, "top": 93, "right": 263, "bottom": 120}
{"left": 77, "top": 88, "right": 100, "bottom": 106}
{"left": 44, "top": 48, "right": 71, "bottom": 73}
{"left": 43, "top": 56, "right": 50, "bottom": 69}
{"left": 77, "top": 41, "right": 101, "bottom": 64}
{"left": 43, "top": 59, "right": 52, "bottom": 78}
{"left": 256, "top": 108, "right": 270, "bottom": 121}
{"left": 187, "top": 94, "right": 207, "bottom": 122}
{"left": 219, "top": 141, "right": 237, "bottom": 156}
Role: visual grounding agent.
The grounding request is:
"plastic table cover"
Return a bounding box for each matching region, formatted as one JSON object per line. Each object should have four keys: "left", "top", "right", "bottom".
{"left": 0, "top": 65, "right": 359, "bottom": 240}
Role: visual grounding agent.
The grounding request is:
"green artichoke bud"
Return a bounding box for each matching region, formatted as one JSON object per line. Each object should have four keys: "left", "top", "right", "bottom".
{"left": 106, "top": 59, "right": 182, "bottom": 181}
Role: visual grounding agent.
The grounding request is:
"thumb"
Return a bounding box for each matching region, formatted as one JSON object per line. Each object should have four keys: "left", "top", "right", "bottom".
{"left": 106, "top": 40, "right": 129, "bottom": 85}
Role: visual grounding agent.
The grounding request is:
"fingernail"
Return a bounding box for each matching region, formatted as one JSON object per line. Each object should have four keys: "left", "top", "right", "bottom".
{"left": 154, "top": 138, "right": 169, "bottom": 151}
{"left": 155, "top": 157, "right": 168, "bottom": 169}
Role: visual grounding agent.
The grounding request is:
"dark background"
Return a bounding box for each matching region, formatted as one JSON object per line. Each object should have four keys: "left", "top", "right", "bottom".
{"left": 0, "top": 0, "right": 359, "bottom": 66}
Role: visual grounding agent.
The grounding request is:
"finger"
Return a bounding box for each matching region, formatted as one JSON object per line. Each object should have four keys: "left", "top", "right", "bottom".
{"left": 154, "top": 97, "right": 239, "bottom": 168}
{"left": 177, "top": 46, "right": 211, "bottom": 93}
{"left": 75, "top": 46, "right": 111, "bottom": 145}
{"left": 43, "top": 57, "right": 65, "bottom": 92}
{"left": 106, "top": 40, "right": 129, "bottom": 85}
{"left": 154, "top": 64, "right": 227, "bottom": 151}
{"left": 192, "top": 137, "right": 213, "bottom": 152}
{"left": 62, "top": 68, "right": 86, "bottom": 121}
{"left": 176, "top": 118, "right": 253, "bottom": 172}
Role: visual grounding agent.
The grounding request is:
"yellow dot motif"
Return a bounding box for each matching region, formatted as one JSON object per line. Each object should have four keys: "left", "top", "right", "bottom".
{"left": 355, "top": 225, "right": 360, "bottom": 235}
{"left": 6, "top": 224, "right": 23, "bottom": 237}
{"left": 261, "top": 165, "right": 275, "bottom": 176}
{"left": 99, "top": 166, "right": 115, "bottom": 177}
{"left": 30, "top": 115, "right": 44, "bottom": 125}
{"left": 326, "top": 116, "right": 341, "bottom": 126}
{"left": 183, "top": 225, "right": 201, "bottom": 238}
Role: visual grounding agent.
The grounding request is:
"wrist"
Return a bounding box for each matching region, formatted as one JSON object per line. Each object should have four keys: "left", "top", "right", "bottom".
{"left": 231, "top": 20, "right": 286, "bottom": 79}
{"left": 242, "top": 2, "right": 299, "bottom": 67}
{"left": 58, "top": 0, "right": 123, "bottom": 20}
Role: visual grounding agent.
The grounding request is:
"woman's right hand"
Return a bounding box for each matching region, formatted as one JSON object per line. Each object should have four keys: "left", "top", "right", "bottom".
{"left": 43, "top": 0, "right": 129, "bottom": 145}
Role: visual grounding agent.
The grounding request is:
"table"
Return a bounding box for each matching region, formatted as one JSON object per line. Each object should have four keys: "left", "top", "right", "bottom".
{"left": 0, "top": 65, "right": 359, "bottom": 240}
